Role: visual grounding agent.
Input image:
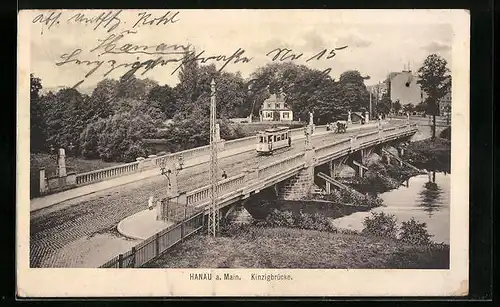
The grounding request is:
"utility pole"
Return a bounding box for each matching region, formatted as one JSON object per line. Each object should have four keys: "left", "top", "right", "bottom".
{"left": 208, "top": 78, "right": 219, "bottom": 237}
{"left": 369, "top": 90, "right": 372, "bottom": 121}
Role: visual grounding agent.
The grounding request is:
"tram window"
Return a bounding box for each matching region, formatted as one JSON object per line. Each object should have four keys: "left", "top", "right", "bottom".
{"left": 277, "top": 135, "right": 281, "bottom": 141}
{"left": 259, "top": 136, "right": 263, "bottom": 143}
{"left": 273, "top": 135, "right": 277, "bottom": 142}
{"left": 268, "top": 136, "right": 272, "bottom": 143}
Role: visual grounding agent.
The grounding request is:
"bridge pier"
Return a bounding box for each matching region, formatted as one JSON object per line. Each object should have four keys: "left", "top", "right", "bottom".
{"left": 278, "top": 148, "right": 315, "bottom": 200}
{"left": 326, "top": 157, "right": 348, "bottom": 193}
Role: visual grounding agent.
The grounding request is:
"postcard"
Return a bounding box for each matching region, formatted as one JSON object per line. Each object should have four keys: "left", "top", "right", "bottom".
{"left": 17, "top": 9, "right": 469, "bottom": 297}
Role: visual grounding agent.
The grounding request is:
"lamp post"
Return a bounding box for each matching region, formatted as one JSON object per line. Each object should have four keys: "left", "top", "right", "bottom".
{"left": 362, "top": 74, "right": 371, "bottom": 121}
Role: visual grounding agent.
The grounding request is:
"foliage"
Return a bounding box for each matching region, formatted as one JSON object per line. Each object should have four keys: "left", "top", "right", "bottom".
{"left": 338, "top": 70, "right": 370, "bottom": 113}
{"left": 249, "top": 63, "right": 353, "bottom": 124}
{"left": 375, "top": 92, "right": 392, "bottom": 116}
{"left": 417, "top": 54, "right": 451, "bottom": 117}
{"left": 399, "top": 218, "right": 433, "bottom": 245}
{"left": 79, "top": 112, "right": 156, "bottom": 162}
{"left": 439, "top": 126, "right": 451, "bottom": 140}
{"left": 362, "top": 212, "right": 399, "bottom": 239}
{"left": 393, "top": 100, "right": 402, "bottom": 113}
{"left": 403, "top": 103, "right": 415, "bottom": 113}
{"left": 415, "top": 102, "right": 427, "bottom": 113}
{"left": 319, "top": 188, "right": 383, "bottom": 208}
{"left": 42, "top": 88, "right": 93, "bottom": 154}
{"left": 257, "top": 209, "right": 337, "bottom": 232}
{"left": 30, "top": 74, "right": 47, "bottom": 152}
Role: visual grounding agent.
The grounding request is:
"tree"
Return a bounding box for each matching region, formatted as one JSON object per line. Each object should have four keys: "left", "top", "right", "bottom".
{"left": 43, "top": 88, "right": 90, "bottom": 154}
{"left": 88, "top": 78, "right": 118, "bottom": 119}
{"left": 393, "top": 100, "right": 402, "bottom": 114}
{"left": 30, "top": 74, "right": 47, "bottom": 152}
{"left": 375, "top": 92, "right": 391, "bottom": 116}
{"left": 79, "top": 112, "right": 156, "bottom": 162}
{"left": 147, "top": 84, "right": 178, "bottom": 119}
{"left": 417, "top": 54, "right": 451, "bottom": 139}
{"left": 338, "top": 70, "right": 370, "bottom": 113}
{"left": 403, "top": 103, "right": 415, "bottom": 114}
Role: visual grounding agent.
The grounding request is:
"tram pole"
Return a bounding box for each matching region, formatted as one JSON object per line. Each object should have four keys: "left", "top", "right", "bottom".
{"left": 208, "top": 78, "right": 220, "bottom": 237}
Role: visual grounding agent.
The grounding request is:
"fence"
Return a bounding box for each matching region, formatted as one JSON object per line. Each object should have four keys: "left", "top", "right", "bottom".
{"left": 100, "top": 210, "right": 205, "bottom": 268}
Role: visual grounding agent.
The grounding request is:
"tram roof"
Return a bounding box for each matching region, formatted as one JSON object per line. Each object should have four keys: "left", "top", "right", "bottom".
{"left": 263, "top": 126, "right": 290, "bottom": 133}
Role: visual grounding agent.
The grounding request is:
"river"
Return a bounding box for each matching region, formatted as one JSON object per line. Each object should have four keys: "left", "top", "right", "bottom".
{"left": 332, "top": 171, "right": 450, "bottom": 244}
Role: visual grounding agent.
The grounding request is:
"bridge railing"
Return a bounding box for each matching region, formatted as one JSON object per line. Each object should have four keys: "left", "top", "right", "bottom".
{"left": 72, "top": 125, "right": 338, "bottom": 190}
{"left": 185, "top": 173, "right": 246, "bottom": 206}
{"left": 257, "top": 152, "right": 306, "bottom": 180}
{"left": 76, "top": 161, "right": 140, "bottom": 186}
{"left": 314, "top": 138, "right": 351, "bottom": 158}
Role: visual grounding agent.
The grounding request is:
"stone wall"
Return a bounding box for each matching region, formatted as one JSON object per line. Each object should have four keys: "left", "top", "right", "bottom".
{"left": 277, "top": 166, "right": 314, "bottom": 200}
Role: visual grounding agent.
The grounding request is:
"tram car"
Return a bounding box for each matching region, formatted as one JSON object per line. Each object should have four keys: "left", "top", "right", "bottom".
{"left": 256, "top": 126, "right": 291, "bottom": 155}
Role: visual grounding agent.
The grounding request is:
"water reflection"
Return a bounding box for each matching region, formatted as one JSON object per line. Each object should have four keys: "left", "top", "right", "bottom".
{"left": 418, "top": 171, "right": 444, "bottom": 217}
{"left": 332, "top": 171, "right": 450, "bottom": 244}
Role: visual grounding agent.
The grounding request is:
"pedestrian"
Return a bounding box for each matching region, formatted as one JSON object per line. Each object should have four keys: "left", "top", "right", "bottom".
{"left": 288, "top": 136, "right": 292, "bottom": 147}
{"left": 222, "top": 170, "right": 227, "bottom": 179}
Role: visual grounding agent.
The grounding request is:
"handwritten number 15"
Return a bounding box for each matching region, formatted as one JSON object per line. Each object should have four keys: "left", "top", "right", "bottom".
{"left": 306, "top": 46, "right": 348, "bottom": 62}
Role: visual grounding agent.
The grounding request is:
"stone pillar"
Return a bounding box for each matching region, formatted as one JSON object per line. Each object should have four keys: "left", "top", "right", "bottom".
{"left": 347, "top": 110, "right": 352, "bottom": 125}
{"left": 57, "top": 148, "right": 67, "bottom": 177}
{"left": 364, "top": 111, "right": 369, "bottom": 123}
{"left": 156, "top": 199, "right": 163, "bottom": 220}
{"left": 215, "top": 123, "right": 221, "bottom": 142}
{"left": 148, "top": 195, "right": 155, "bottom": 210}
{"left": 39, "top": 168, "right": 47, "bottom": 194}
{"left": 278, "top": 148, "right": 315, "bottom": 200}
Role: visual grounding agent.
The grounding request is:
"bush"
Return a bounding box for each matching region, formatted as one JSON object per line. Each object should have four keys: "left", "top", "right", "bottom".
{"left": 399, "top": 218, "right": 433, "bottom": 245}
{"left": 439, "top": 126, "right": 451, "bottom": 140}
{"left": 258, "top": 209, "right": 337, "bottom": 232}
{"left": 362, "top": 212, "right": 398, "bottom": 239}
{"left": 79, "top": 112, "right": 156, "bottom": 162}
{"left": 264, "top": 209, "right": 295, "bottom": 227}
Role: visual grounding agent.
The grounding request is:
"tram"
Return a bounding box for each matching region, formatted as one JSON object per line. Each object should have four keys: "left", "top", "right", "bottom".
{"left": 256, "top": 126, "right": 291, "bottom": 155}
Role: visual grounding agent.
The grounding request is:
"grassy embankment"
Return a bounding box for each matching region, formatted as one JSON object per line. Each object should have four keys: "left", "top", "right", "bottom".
{"left": 146, "top": 208, "right": 449, "bottom": 269}
{"left": 147, "top": 225, "right": 449, "bottom": 269}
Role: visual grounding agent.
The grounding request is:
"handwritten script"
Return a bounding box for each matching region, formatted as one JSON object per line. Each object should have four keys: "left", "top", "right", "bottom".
{"left": 32, "top": 10, "right": 348, "bottom": 89}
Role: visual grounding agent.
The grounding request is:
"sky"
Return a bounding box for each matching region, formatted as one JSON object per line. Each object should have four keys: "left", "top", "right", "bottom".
{"left": 26, "top": 10, "right": 455, "bottom": 91}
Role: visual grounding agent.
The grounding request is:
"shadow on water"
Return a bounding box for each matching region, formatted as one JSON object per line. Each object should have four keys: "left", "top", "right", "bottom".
{"left": 418, "top": 171, "right": 444, "bottom": 217}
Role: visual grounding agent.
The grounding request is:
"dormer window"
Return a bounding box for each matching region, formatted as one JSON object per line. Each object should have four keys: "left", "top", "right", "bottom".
{"left": 267, "top": 103, "right": 271, "bottom": 108}
{"left": 275, "top": 103, "right": 280, "bottom": 109}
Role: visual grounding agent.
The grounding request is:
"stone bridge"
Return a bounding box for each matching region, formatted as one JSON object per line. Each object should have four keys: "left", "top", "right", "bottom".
{"left": 166, "top": 122, "right": 418, "bottom": 221}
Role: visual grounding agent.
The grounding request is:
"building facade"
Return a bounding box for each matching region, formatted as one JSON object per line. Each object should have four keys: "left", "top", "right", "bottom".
{"left": 259, "top": 93, "right": 294, "bottom": 122}
{"left": 389, "top": 70, "right": 426, "bottom": 106}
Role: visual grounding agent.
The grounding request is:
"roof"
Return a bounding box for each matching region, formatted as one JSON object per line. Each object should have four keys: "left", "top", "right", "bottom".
{"left": 261, "top": 108, "right": 293, "bottom": 112}
{"left": 257, "top": 127, "right": 290, "bottom": 133}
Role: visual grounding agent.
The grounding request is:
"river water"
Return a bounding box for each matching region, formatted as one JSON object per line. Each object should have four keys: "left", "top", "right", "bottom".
{"left": 332, "top": 171, "right": 450, "bottom": 244}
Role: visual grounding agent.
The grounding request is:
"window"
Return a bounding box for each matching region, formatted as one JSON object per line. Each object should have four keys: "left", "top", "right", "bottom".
{"left": 275, "top": 103, "right": 281, "bottom": 109}
{"left": 273, "top": 135, "right": 277, "bottom": 142}
{"left": 268, "top": 136, "right": 272, "bottom": 143}
{"left": 259, "top": 136, "right": 263, "bottom": 143}
{"left": 283, "top": 112, "right": 289, "bottom": 119}
{"left": 267, "top": 103, "right": 271, "bottom": 108}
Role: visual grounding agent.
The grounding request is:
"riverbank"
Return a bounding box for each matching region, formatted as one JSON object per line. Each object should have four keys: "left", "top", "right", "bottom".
{"left": 403, "top": 137, "right": 451, "bottom": 171}
{"left": 145, "top": 224, "right": 449, "bottom": 269}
